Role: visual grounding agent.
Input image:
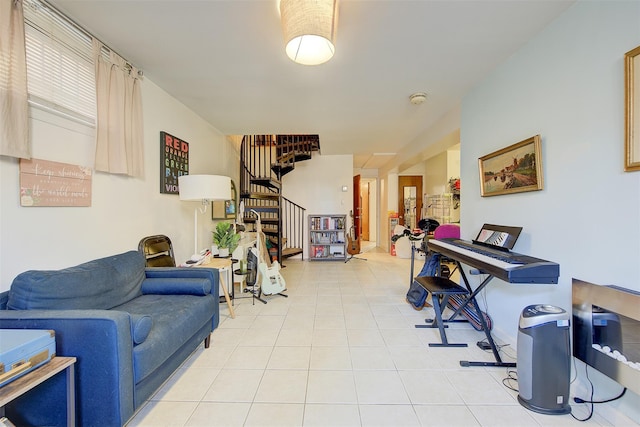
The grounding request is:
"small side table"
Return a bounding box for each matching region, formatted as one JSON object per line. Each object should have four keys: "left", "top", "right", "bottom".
{"left": 195, "top": 257, "right": 236, "bottom": 319}
{"left": 0, "top": 356, "right": 76, "bottom": 427}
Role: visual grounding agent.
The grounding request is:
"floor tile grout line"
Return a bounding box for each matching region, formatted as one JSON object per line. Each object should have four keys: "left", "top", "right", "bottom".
{"left": 130, "top": 252, "right": 635, "bottom": 426}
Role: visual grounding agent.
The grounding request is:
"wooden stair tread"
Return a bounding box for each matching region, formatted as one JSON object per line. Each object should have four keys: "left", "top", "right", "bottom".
{"left": 243, "top": 217, "right": 279, "bottom": 224}
{"left": 244, "top": 192, "right": 279, "bottom": 200}
{"left": 282, "top": 247, "right": 303, "bottom": 257}
{"left": 250, "top": 177, "right": 281, "bottom": 190}
{"left": 275, "top": 152, "right": 295, "bottom": 163}
{"left": 243, "top": 204, "right": 280, "bottom": 210}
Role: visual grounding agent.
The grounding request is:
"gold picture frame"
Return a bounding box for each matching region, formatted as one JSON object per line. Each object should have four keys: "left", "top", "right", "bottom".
{"left": 212, "top": 180, "right": 237, "bottom": 219}
{"left": 625, "top": 45, "right": 640, "bottom": 172}
{"left": 478, "top": 135, "right": 543, "bottom": 197}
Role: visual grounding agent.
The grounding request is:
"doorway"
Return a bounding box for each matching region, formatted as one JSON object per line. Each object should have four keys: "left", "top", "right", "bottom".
{"left": 355, "top": 178, "right": 377, "bottom": 251}
{"left": 361, "top": 181, "right": 370, "bottom": 241}
{"left": 398, "top": 176, "right": 422, "bottom": 229}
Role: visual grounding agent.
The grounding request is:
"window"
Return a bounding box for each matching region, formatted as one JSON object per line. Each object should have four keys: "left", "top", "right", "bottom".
{"left": 23, "top": 0, "right": 96, "bottom": 125}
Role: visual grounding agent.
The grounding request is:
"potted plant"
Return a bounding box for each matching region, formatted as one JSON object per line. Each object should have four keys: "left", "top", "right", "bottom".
{"left": 212, "top": 221, "right": 240, "bottom": 257}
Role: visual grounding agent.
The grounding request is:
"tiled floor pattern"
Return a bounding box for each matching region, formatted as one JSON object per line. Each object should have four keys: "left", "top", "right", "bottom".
{"left": 127, "top": 249, "right": 638, "bottom": 427}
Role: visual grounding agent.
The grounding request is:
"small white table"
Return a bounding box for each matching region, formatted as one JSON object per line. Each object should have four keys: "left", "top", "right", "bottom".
{"left": 195, "top": 257, "right": 235, "bottom": 319}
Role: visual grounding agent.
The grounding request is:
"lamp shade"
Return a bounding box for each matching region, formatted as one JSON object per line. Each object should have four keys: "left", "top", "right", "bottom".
{"left": 178, "top": 175, "right": 230, "bottom": 201}
{"left": 280, "top": 0, "right": 338, "bottom": 65}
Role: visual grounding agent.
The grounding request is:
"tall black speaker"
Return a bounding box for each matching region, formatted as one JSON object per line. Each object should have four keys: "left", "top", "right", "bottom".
{"left": 517, "top": 304, "right": 571, "bottom": 415}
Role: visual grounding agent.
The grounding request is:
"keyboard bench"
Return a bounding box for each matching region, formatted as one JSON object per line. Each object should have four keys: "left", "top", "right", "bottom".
{"left": 413, "top": 276, "right": 469, "bottom": 347}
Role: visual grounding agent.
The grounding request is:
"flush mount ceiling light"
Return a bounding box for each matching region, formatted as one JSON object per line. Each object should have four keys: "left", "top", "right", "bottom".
{"left": 409, "top": 92, "right": 427, "bottom": 105}
{"left": 280, "top": 0, "right": 339, "bottom": 66}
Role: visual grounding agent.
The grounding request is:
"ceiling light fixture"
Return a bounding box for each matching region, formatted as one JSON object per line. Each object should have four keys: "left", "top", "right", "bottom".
{"left": 409, "top": 92, "right": 427, "bottom": 105}
{"left": 280, "top": 0, "right": 339, "bottom": 66}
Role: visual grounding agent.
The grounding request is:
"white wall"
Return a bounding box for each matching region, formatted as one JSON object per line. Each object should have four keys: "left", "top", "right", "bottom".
{"left": 379, "top": 173, "right": 399, "bottom": 251}
{"left": 0, "top": 79, "right": 238, "bottom": 290}
{"left": 380, "top": 177, "right": 389, "bottom": 251}
{"left": 282, "top": 154, "right": 353, "bottom": 259}
{"left": 387, "top": 173, "right": 398, "bottom": 214}
{"left": 424, "top": 151, "right": 448, "bottom": 195}
{"left": 461, "top": 1, "right": 639, "bottom": 420}
{"left": 446, "top": 146, "right": 460, "bottom": 182}
{"left": 362, "top": 178, "right": 378, "bottom": 242}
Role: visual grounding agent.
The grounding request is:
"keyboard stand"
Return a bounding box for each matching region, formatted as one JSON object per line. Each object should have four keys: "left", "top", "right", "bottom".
{"left": 450, "top": 262, "right": 516, "bottom": 368}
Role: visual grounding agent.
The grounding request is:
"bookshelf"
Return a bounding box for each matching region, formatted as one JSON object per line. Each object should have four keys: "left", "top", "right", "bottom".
{"left": 308, "top": 214, "right": 347, "bottom": 261}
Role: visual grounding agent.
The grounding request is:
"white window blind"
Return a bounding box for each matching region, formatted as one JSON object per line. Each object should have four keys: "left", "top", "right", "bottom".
{"left": 23, "top": 0, "right": 96, "bottom": 124}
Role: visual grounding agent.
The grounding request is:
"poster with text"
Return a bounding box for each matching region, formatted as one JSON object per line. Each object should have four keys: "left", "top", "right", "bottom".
{"left": 19, "top": 158, "right": 92, "bottom": 207}
{"left": 160, "top": 131, "right": 189, "bottom": 194}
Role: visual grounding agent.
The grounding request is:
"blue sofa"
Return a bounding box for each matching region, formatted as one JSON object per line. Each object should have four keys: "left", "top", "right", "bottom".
{"left": 0, "top": 250, "right": 220, "bottom": 427}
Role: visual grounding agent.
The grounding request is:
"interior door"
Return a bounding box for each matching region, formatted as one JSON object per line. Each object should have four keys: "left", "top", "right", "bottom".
{"left": 398, "top": 176, "right": 422, "bottom": 228}
{"left": 353, "top": 174, "right": 361, "bottom": 239}
{"left": 361, "top": 181, "right": 370, "bottom": 241}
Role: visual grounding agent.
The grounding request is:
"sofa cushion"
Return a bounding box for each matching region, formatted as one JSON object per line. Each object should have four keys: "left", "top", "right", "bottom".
{"left": 119, "top": 294, "right": 216, "bottom": 384}
{"left": 130, "top": 313, "right": 153, "bottom": 345}
{"left": 7, "top": 251, "right": 145, "bottom": 310}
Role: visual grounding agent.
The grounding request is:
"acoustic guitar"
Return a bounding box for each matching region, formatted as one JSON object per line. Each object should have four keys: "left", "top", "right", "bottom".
{"left": 346, "top": 210, "right": 361, "bottom": 255}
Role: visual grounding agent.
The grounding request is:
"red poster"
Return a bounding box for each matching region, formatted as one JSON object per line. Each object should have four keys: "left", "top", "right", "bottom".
{"left": 160, "top": 131, "right": 189, "bottom": 194}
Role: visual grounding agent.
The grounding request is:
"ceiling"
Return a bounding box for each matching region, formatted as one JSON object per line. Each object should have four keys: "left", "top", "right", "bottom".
{"left": 50, "top": 0, "right": 574, "bottom": 170}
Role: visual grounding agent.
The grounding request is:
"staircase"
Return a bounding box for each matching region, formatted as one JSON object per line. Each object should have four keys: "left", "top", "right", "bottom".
{"left": 239, "top": 135, "right": 320, "bottom": 263}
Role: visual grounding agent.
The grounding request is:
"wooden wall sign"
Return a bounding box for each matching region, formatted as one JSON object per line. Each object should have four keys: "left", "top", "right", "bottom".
{"left": 19, "top": 158, "right": 92, "bottom": 207}
{"left": 160, "top": 131, "right": 189, "bottom": 194}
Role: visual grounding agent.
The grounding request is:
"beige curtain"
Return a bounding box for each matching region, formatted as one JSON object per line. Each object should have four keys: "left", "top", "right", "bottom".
{"left": 93, "top": 39, "right": 144, "bottom": 177}
{"left": 0, "top": 0, "right": 30, "bottom": 159}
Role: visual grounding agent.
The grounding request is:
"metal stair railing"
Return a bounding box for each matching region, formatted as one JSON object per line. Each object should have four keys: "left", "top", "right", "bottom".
{"left": 275, "top": 134, "right": 318, "bottom": 174}
{"left": 281, "top": 196, "right": 305, "bottom": 258}
{"left": 240, "top": 135, "right": 280, "bottom": 196}
{"left": 239, "top": 135, "right": 307, "bottom": 263}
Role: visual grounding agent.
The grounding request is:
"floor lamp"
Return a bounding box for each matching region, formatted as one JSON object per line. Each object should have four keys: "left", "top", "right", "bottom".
{"left": 178, "top": 174, "right": 231, "bottom": 258}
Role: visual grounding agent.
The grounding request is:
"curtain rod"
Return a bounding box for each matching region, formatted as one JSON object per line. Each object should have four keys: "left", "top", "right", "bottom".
{"left": 27, "top": 0, "right": 143, "bottom": 77}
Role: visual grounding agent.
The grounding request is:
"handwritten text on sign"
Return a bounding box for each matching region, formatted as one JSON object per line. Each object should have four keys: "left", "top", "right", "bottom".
{"left": 20, "top": 158, "right": 92, "bottom": 207}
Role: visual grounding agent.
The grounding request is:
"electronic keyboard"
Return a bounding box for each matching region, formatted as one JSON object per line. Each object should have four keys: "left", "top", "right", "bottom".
{"left": 428, "top": 238, "right": 559, "bottom": 284}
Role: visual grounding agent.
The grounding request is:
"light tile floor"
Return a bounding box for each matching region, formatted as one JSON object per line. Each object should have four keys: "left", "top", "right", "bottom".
{"left": 127, "top": 248, "right": 638, "bottom": 427}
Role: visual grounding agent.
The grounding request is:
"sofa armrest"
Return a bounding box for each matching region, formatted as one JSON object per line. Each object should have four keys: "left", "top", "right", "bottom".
{"left": 0, "top": 309, "right": 135, "bottom": 427}
{"left": 0, "top": 291, "right": 8, "bottom": 310}
{"left": 144, "top": 267, "right": 219, "bottom": 300}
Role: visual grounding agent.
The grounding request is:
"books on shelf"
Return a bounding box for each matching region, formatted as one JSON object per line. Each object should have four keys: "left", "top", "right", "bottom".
{"left": 309, "top": 214, "right": 346, "bottom": 261}
{"left": 310, "top": 231, "right": 346, "bottom": 244}
{"left": 310, "top": 216, "right": 345, "bottom": 231}
{"left": 313, "top": 245, "right": 327, "bottom": 258}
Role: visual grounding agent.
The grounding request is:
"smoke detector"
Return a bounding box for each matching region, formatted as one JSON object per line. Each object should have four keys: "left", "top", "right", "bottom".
{"left": 409, "top": 92, "right": 427, "bottom": 105}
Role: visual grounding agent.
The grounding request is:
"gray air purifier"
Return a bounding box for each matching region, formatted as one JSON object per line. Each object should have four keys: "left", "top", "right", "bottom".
{"left": 517, "top": 304, "right": 571, "bottom": 415}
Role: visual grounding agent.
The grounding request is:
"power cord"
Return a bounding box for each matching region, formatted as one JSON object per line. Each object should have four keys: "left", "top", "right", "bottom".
{"left": 570, "top": 363, "right": 628, "bottom": 422}
{"left": 571, "top": 363, "right": 595, "bottom": 421}
{"left": 574, "top": 388, "right": 626, "bottom": 404}
{"left": 502, "top": 369, "right": 519, "bottom": 392}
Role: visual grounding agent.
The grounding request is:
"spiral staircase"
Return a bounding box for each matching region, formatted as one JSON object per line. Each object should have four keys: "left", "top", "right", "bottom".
{"left": 239, "top": 134, "right": 320, "bottom": 263}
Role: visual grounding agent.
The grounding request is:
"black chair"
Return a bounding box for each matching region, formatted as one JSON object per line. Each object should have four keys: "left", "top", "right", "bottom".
{"left": 138, "top": 235, "right": 176, "bottom": 267}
